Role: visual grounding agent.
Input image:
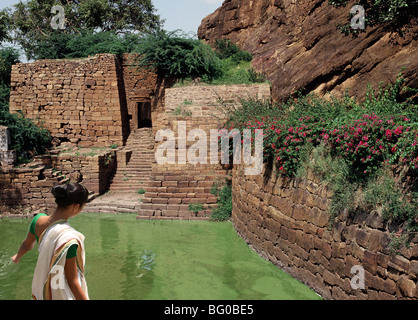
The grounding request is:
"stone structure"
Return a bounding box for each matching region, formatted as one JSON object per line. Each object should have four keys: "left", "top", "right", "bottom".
{"left": 198, "top": 0, "right": 418, "bottom": 102}
{"left": 5, "top": 52, "right": 271, "bottom": 218}
{"left": 9, "top": 53, "right": 159, "bottom": 148}
{"left": 232, "top": 163, "right": 418, "bottom": 299}
{"left": 0, "top": 126, "right": 16, "bottom": 166}
{"left": 136, "top": 84, "right": 271, "bottom": 219}
{"left": 0, "top": 150, "right": 116, "bottom": 213}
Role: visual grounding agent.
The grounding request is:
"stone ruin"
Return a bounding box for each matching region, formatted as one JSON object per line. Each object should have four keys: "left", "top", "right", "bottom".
{"left": 1, "top": 53, "right": 271, "bottom": 217}
{"left": 0, "top": 125, "right": 16, "bottom": 167}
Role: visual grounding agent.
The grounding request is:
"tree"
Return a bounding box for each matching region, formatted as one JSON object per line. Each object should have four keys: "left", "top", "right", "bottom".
{"left": 0, "top": 46, "right": 51, "bottom": 164}
{"left": 0, "top": 47, "right": 20, "bottom": 86}
{"left": 0, "top": 9, "right": 11, "bottom": 43}
{"left": 135, "top": 30, "right": 222, "bottom": 82}
{"left": 6, "top": 0, "right": 161, "bottom": 60}
{"left": 33, "top": 29, "right": 143, "bottom": 60}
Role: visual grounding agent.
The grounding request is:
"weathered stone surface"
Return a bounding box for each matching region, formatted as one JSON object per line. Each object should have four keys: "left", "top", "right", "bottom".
{"left": 232, "top": 163, "right": 418, "bottom": 300}
{"left": 397, "top": 275, "right": 416, "bottom": 298}
{"left": 198, "top": 0, "right": 418, "bottom": 102}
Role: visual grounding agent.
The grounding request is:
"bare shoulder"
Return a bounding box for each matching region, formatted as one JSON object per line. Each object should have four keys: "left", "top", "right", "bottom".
{"left": 35, "top": 215, "right": 50, "bottom": 237}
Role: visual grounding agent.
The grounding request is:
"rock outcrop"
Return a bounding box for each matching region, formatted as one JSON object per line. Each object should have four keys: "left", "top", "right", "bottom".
{"left": 198, "top": 0, "right": 418, "bottom": 102}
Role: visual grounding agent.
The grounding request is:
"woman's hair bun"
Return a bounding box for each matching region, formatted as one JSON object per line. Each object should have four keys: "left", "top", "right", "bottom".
{"left": 51, "top": 183, "right": 89, "bottom": 208}
{"left": 51, "top": 184, "right": 68, "bottom": 198}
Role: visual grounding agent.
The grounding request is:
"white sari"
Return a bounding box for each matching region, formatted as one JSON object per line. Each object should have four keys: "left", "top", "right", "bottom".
{"left": 31, "top": 220, "right": 89, "bottom": 300}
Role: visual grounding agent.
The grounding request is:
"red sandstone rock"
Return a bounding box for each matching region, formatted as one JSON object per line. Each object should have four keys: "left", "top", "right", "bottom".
{"left": 198, "top": 0, "right": 418, "bottom": 102}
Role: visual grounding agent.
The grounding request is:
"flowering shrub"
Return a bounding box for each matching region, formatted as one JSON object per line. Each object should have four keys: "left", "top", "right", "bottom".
{"left": 220, "top": 76, "right": 417, "bottom": 249}
{"left": 327, "top": 114, "right": 418, "bottom": 177}
{"left": 221, "top": 113, "right": 417, "bottom": 179}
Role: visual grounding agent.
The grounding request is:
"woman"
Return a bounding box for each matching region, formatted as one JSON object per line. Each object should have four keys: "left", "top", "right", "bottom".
{"left": 11, "top": 183, "right": 90, "bottom": 300}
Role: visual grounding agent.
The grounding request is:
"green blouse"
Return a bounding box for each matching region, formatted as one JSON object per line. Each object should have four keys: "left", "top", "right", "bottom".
{"left": 29, "top": 213, "right": 78, "bottom": 259}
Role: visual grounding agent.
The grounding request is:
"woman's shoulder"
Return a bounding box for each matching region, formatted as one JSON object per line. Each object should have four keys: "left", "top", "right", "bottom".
{"left": 31, "top": 213, "right": 48, "bottom": 224}
{"left": 29, "top": 213, "right": 49, "bottom": 236}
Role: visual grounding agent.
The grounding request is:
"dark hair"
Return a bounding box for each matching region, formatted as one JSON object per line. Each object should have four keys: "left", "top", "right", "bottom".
{"left": 51, "top": 183, "right": 89, "bottom": 208}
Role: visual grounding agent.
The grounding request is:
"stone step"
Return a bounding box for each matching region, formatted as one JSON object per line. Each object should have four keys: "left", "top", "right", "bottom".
{"left": 109, "top": 128, "right": 154, "bottom": 192}
{"left": 113, "top": 170, "right": 151, "bottom": 175}
{"left": 110, "top": 179, "right": 149, "bottom": 186}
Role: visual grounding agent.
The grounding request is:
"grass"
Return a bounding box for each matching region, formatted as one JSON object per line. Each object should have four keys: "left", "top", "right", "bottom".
{"left": 172, "top": 59, "right": 269, "bottom": 87}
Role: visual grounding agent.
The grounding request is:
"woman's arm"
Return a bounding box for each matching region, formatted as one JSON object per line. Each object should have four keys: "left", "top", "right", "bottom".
{"left": 64, "top": 256, "right": 88, "bottom": 300}
{"left": 11, "top": 231, "right": 36, "bottom": 264}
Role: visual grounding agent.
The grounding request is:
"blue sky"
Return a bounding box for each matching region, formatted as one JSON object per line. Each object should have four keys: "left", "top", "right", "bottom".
{"left": 153, "top": 0, "right": 223, "bottom": 35}
{"left": 0, "top": 0, "right": 223, "bottom": 35}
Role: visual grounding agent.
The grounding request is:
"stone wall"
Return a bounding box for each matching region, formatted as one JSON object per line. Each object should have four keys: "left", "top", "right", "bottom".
{"left": 232, "top": 163, "right": 418, "bottom": 300}
{"left": 138, "top": 84, "right": 271, "bottom": 219}
{"left": 9, "top": 53, "right": 159, "bottom": 149}
{"left": 0, "top": 165, "right": 60, "bottom": 213}
{"left": 47, "top": 150, "right": 117, "bottom": 195}
{"left": 9, "top": 54, "right": 125, "bottom": 147}
{"left": 0, "top": 149, "right": 116, "bottom": 213}
{"left": 121, "top": 53, "right": 159, "bottom": 133}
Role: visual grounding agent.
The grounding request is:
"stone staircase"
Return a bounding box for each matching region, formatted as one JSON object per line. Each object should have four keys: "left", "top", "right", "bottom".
{"left": 109, "top": 127, "right": 154, "bottom": 192}
{"left": 82, "top": 127, "right": 154, "bottom": 213}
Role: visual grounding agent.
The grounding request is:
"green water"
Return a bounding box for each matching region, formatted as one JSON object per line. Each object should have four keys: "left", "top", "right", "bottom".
{"left": 0, "top": 213, "right": 321, "bottom": 300}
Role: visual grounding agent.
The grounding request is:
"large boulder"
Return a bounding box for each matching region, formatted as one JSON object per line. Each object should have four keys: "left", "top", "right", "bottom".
{"left": 198, "top": 0, "right": 418, "bottom": 102}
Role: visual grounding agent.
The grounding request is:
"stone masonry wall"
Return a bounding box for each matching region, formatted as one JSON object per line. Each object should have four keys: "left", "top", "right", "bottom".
{"left": 47, "top": 150, "right": 117, "bottom": 195}
{"left": 9, "top": 54, "right": 125, "bottom": 148}
{"left": 0, "top": 150, "right": 116, "bottom": 214}
{"left": 0, "top": 165, "right": 62, "bottom": 213}
{"left": 232, "top": 163, "right": 418, "bottom": 300}
{"left": 121, "top": 53, "right": 158, "bottom": 133}
{"left": 138, "top": 84, "right": 271, "bottom": 219}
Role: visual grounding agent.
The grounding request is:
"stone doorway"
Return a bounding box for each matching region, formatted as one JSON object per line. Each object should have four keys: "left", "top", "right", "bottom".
{"left": 137, "top": 101, "right": 152, "bottom": 129}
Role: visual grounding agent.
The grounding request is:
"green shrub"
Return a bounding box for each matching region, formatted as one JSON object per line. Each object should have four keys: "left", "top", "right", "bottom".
{"left": 137, "top": 188, "right": 146, "bottom": 195}
{"left": 188, "top": 203, "right": 205, "bottom": 216}
{"left": 231, "top": 50, "right": 253, "bottom": 63}
{"left": 0, "top": 48, "right": 52, "bottom": 165}
{"left": 210, "top": 184, "right": 232, "bottom": 221}
{"left": 221, "top": 74, "right": 417, "bottom": 248}
{"left": 30, "top": 29, "right": 143, "bottom": 60}
{"left": 135, "top": 30, "right": 222, "bottom": 81}
{"left": 0, "top": 109, "right": 51, "bottom": 164}
{"left": 214, "top": 39, "right": 240, "bottom": 60}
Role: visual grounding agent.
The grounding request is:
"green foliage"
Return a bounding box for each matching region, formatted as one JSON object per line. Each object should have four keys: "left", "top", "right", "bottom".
{"left": 329, "top": 0, "right": 418, "bottom": 36}
{"left": 28, "top": 29, "right": 143, "bottom": 60}
{"left": 135, "top": 30, "right": 222, "bottom": 81}
{"left": 222, "top": 74, "right": 417, "bottom": 246}
{"left": 231, "top": 50, "right": 253, "bottom": 64}
{"left": 188, "top": 203, "right": 205, "bottom": 215}
{"left": 214, "top": 39, "right": 240, "bottom": 59}
{"left": 210, "top": 184, "right": 232, "bottom": 221}
{"left": 0, "top": 47, "right": 20, "bottom": 86}
{"left": 363, "top": 169, "right": 416, "bottom": 223}
{"left": 205, "top": 38, "right": 266, "bottom": 85}
{"left": 0, "top": 9, "right": 11, "bottom": 43}
{"left": 0, "top": 46, "right": 51, "bottom": 164}
{"left": 0, "top": 108, "right": 51, "bottom": 164}
{"left": 214, "top": 38, "right": 253, "bottom": 62}
{"left": 136, "top": 34, "right": 266, "bottom": 85}
{"left": 297, "top": 142, "right": 356, "bottom": 224}
{"left": 137, "top": 188, "right": 146, "bottom": 195}
{"left": 222, "top": 74, "right": 416, "bottom": 178}
{"left": 6, "top": 0, "right": 161, "bottom": 60}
